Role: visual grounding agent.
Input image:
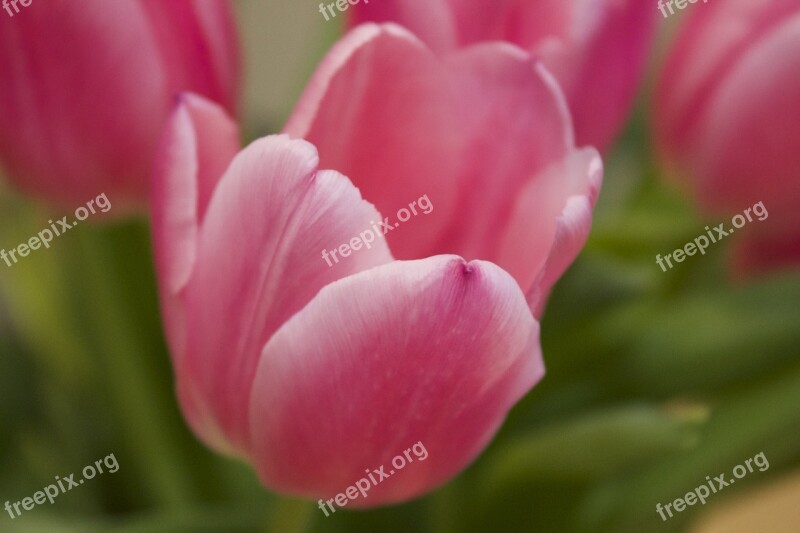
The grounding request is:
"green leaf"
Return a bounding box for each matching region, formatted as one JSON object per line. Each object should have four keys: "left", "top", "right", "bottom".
{"left": 480, "top": 404, "right": 708, "bottom": 490}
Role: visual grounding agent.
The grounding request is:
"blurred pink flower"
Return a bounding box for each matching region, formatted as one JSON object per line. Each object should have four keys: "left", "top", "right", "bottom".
{"left": 350, "top": 0, "right": 657, "bottom": 151}
{"left": 0, "top": 0, "right": 239, "bottom": 208}
{"left": 153, "top": 24, "right": 601, "bottom": 505}
{"left": 653, "top": 0, "right": 800, "bottom": 276}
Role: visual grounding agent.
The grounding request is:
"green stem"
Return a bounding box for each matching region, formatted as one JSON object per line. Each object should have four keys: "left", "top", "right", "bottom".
{"left": 264, "top": 497, "right": 314, "bottom": 533}
{"left": 75, "top": 221, "right": 196, "bottom": 507}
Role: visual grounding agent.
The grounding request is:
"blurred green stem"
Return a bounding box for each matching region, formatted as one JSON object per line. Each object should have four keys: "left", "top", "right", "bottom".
{"left": 428, "top": 482, "right": 461, "bottom": 533}
{"left": 76, "top": 223, "right": 196, "bottom": 507}
{"left": 264, "top": 497, "right": 313, "bottom": 533}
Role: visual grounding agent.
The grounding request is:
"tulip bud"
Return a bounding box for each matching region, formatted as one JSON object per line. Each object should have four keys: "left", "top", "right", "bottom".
{"left": 0, "top": 0, "right": 239, "bottom": 208}
{"left": 653, "top": 0, "right": 800, "bottom": 276}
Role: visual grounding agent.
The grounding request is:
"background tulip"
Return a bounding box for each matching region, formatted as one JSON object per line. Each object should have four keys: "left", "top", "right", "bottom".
{"left": 153, "top": 22, "right": 600, "bottom": 504}
{"left": 653, "top": 0, "right": 800, "bottom": 275}
{"left": 350, "top": 0, "right": 657, "bottom": 151}
{"left": 0, "top": 0, "right": 239, "bottom": 208}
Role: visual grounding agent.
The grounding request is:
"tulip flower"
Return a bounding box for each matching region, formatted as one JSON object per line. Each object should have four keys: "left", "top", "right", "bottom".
{"left": 349, "top": 0, "right": 657, "bottom": 152}
{"left": 153, "top": 24, "right": 601, "bottom": 505}
{"left": 653, "top": 0, "right": 800, "bottom": 276}
{"left": 0, "top": 0, "right": 239, "bottom": 208}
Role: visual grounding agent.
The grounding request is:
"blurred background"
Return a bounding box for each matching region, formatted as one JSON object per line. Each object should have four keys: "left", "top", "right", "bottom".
{"left": 1, "top": 1, "right": 799, "bottom": 532}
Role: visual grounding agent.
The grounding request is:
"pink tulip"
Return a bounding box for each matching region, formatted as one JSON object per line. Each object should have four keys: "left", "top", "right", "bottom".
{"left": 654, "top": 0, "right": 800, "bottom": 276}
{"left": 0, "top": 0, "right": 239, "bottom": 208}
{"left": 153, "top": 24, "right": 601, "bottom": 505}
{"left": 349, "top": 0, "right": 657, "bottom": 151}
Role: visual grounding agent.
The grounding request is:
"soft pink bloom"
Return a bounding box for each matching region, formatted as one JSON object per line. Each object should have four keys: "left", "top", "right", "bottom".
{"left": 653, "top": 0, "right": 800, "bottom": 276}
{"left": 0, "top": 0, "right": 239, "bottom": 208}
{"left": 350, "top": 0, "right": 657, "bottom": 151}
{"left": 153, "top": 24, "right": 601, "bottom": 505}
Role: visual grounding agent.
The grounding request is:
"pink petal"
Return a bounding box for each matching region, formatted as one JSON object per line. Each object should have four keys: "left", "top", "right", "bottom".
{"left": 436, "top": 44, "right": 573, "bottom": 260}
{"left": 654, "top": 2, "right": 800, "bottom": 277}
{"left": 151, "top": 94, "right": 239, "bottom": 398}
{"left": 655, "top": 0, "right": 800, "bottom": 192}
{"left": 137, "top": 0, "right": 240, "bottom": 113}
{"left": 552, "top": 0, "right": 656, "bottom": 151}
{"left": 248, "top": 256, "right": 542, "bottom": 505}
{"left": 179, "top": 135, "right": 393, "bottom": 453}
{"left": 492, "top": 148, "right": 603, "bottom": 314}
{"left": 351, "top": 0, "right": 563, "bottom": 51}
{"left": 458, "top": 0, "right": 656, "bottom": 151}
{"left": 731, "top": 230, "right": 800, "bottom": 278}
{"left": 348, "top": 0, "right": 458, "bottom": 53}
{"left": 0, "top": 1, "right": 167, "bottom": 204}
{"left": 285, "top": 24, "right": 465, "bottom": 259}
{"left": 0, "top": 0, "right": 239, "bottom": 206}
{"left": 682, "top": 13, "right": 800, "bottom": 221}
{"left": 455, "top": 0, "right": 566, "bottom": 46}
{"left": 284, "top": 24, "right": 576, "bottom": 270}
{"left": 410, "top": 0, "right": 644, "bottom": 147}
{"left": 150, "top": 93, "right": 241, "bottom": 454}
{"left": 152, "top": 93, "right": 240, "bottom": 300}
{"left": 351, "top": 0, "right": 657, "bottom": 151}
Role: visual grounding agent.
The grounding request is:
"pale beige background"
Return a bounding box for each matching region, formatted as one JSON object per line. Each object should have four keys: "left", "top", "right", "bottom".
{"left": 693, "top": 469, "right": 800, "bottom": 533}
{"left": 235, "top": 0, "right": 340, "bottom": 138}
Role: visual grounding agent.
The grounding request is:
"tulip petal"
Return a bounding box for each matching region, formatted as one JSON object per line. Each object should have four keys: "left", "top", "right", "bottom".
{"left": 285, "top": 24, "right": 576, "bottom": 267}
{"left": 436, "top": 44, "right": 574, "bottom": 260}
{"left": 285, "top": 24, "right": 465, "bottom": 259}
{"left": 351, "top": 0, "right": 657, "bottom": 150}
{"left": 731, "top": 230, "right": 800, "bottom": 278}
{"left": 152, "top": 94, "right": 240, "bottom": 299}
{"left": 349, "top": 0, "right": 458, "bottom": 53}
{"left": 686, "top": 13, "right": 800, "bottom": 220}
{"left": 0, "top": 0, "right": 239, "bottom": 205}
{"left": 492, "top": 148, "right": 602, "bottom": 313}
{"left": 180, "top": 135, "right": 393, "bottom": 452}
{"left": 552, "top": 0, "right": 656, "bottom": 151}
{"left": 654, "top": 1, "right": 800, "bottom": 278}
{"left": 248, "top": 255, "right": 543, "bottom": 505}
{"left": 0, "top": 1, "right": 167, "bottom": 203}
{"left": 137, "top": 0, "right": 240, "bottom": 113}
{"left": 391, "top": 0, "right": 651, "bottom": 147}
{"left": 655, "top": 0, "right": 800, "bottom": 192}
{"left": 150, "top": 94, "right": 241, "bottom": 454}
